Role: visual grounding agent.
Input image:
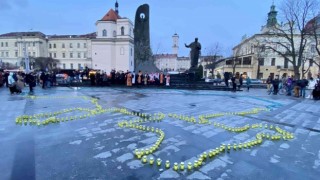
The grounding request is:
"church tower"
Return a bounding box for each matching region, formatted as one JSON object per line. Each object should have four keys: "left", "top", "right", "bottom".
{"left": 115, "top": 0, "right": 119, "bottom": 14}
{"left": 267, "top": 3, "right": 277, "bottom": 27}
{"left": 172, "top": 33, "right": 179, "bottom": 55}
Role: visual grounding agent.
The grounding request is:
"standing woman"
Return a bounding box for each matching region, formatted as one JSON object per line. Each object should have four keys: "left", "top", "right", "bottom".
{"left": 126, "top": 72, "right": 132, "bottom": 87}
{"left": 246, "top": 76, "right": 252, "bottom": 91}
{"left": 144, "top": 72, "right": 148, "bottom": 85}
{"left": 15, "top": 72, "right": 24, "bottom": 94}
{"left": 137, "top": 70, "right": 143, "bottom": 87}
{"left": 166, "top": 74, "right": 170, "bottom": 86}
{"left": 160, "top": 72, "right": 164, "bottom": 85}
{"left": 8, "top": 72, "right": 16, "bottom": 95}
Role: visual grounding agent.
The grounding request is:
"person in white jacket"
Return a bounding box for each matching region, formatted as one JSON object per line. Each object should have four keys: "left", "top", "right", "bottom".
{"left": 8, "top": 72, "right": 16, "bottom": 95}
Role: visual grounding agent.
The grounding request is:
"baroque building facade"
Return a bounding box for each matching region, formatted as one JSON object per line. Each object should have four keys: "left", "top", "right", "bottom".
{"left": 0, "top": 1, "right": 133, "bottom": 73}
{"left": 215, "top": 4, "right": 320, "bottom": 79}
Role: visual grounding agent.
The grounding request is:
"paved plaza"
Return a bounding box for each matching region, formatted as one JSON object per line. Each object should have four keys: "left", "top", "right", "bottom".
{"left": 0, "top": 86, "right": 320, "bottom": 180}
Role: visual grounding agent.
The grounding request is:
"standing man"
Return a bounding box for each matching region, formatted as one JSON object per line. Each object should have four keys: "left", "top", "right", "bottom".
{"left": 299, "top": 76, "right": 309, "bottom": 98}
{"left": 266, "top": 75, "right": 272, "bottom": 92}
{"left": 26, "top": 72, "right": 36, "bottom": 94}
{"left": 272, "top": 75, "right": 280, "bottom": 95}
{"left": 185, "top": 38, "right": 201, "bottom": 71}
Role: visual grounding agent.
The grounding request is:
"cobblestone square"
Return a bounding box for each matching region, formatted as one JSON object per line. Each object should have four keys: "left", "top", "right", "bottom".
{"left": 0, "top": 87, "right": 319, "bottom": 180}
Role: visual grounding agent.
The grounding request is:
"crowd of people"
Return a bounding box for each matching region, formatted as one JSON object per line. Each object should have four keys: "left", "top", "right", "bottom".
{"left": 88, "top": 69, "right": 171, "bottom": 87}
{"left": 1, "top": 69, "right": 319, "bottom": 100}
{"left": 0, "top": 71, "right": 36, "bottom": 95}
{"left": 266, "top": 74, "right": 320, "bottom": 99}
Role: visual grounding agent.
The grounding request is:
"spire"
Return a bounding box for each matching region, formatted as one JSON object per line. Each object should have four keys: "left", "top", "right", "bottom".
{"left": 267, "top": 3, "right": 277, "bottom": 27}
{"left": 115, "top": 0, "right": 119, "bottom": 14}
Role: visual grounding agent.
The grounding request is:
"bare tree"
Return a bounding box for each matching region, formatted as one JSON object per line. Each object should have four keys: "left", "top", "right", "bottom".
{"left": 204, "top": 42, "right": 223, "bottom": 77}
{"left": 262, "top": 0, "right": 318, "bottom": 79}
{"left": 31, "top": 57, "right": 60, "bottom": 71}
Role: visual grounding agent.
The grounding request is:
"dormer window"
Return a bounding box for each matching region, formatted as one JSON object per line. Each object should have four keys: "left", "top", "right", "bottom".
{"left": 102, "top": 29, "right": 107, "bottom": 37}
{"left": 121, "top": 27, "right": 125, "bottom": 35}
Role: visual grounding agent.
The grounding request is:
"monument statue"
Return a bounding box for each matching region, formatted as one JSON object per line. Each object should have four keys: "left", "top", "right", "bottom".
{"left": 134, "top": 4, "right": 159, "bottom": 72}
{"left": 185, "top": 38, "right": 201, "bottom": 70}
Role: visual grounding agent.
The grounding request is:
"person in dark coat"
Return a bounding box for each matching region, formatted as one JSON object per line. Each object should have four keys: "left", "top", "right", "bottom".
{"left": 272, "top": 76, "right": 280, "bottom": 95}
{"left": 26, "top": 73, "right": 36, "bottom": 93}
{"left": 40, "top": 72, "right": 45, "bottom": 89}
{"left": 90, "top": 72, "right": 96, "bottom": 86}
{"left": 4, "top": 71, "right": 9, "bottom": 87}
{"left": 231, "top": 76, "right": 236, "bottom": 92}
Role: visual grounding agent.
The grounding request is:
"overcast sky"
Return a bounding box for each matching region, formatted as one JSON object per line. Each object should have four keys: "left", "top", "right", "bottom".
{"left": 0, "top": 0, "right": 277, "bottom": 56}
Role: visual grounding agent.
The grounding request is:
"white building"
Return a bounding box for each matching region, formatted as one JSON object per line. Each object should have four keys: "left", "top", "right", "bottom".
{"left": 154, "top": 54, "right": 177, "bottom": 71}
{"left": 47, "top": 33, "right": 94, "bottom": 70}
{"left": 154, "top": 33, "right": 192, "bottom": 72}
{"left": 0, "top": 1, "right": 134, "bottom": 73}
{"left": 92, "top": 8, "right": 134, "bottom": 73}
{"left": 0, "top": 32, "right": 48, "bottom": 68}
{"left": 216, "top": 4, "right": 320, "bottom": 79}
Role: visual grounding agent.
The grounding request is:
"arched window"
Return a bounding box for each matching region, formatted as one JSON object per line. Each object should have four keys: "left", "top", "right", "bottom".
{"left": 102, "top": 29, "right": 107, "bottom": 37}
{"left": 121, "top": 27, "right": 125, "bottom": 35}
{"left": 113, "top": 31, "right": 116, "bottom": 37}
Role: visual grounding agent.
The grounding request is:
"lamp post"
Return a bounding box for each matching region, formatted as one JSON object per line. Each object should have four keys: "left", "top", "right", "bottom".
{"left": 23, "top": 41, "right": 30, "bottom": 73}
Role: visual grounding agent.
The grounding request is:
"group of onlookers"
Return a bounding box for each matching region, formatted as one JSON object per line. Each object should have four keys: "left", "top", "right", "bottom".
{"left": 266, "top": 74, "right": 320, "bottom": 99}
{"left": 0, "top": 71, "right": 36, "bottom": 95}
{"left": 89, "top": 69, "right": 170, "bottom": 87}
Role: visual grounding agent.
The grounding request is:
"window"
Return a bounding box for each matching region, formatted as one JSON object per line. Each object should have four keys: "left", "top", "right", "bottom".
{"left": 33, "top": 52, "right": 36, "bottom": 57}
{"left": 54, "top": 53, "right": 56, "bottom": 58}
{"left": 70, "top": 63, "right": 73, "bottom": 69}
{"left": 70, "top": 43, "right": 73, "bottom": 48}
{"left": 33, "top": 42, "right": 35, "bottom": 47}
{"left": 70, "top": 52, "right": 73, "bottom": 58}
{"left": 284, "top": 58, "right": 289, "bottom": 68}
{"left": 53, "top": 44, "right": 56, "bottom": 48}
{"left": 62, "top": 43, "right": 65, "bottom": 48}
{"left": 271, "top": 58, "right": 276, "bottom": 66}
{"left": 63, "top": 63, "right": 66, "bottom": 69}
{"left": 130, "top": 48, "right": 133, "bottom": 56}
{"left": 120, "top": 47, "right": 124, "bottom": 55}
{"left": 5, "top": 42, "right": 8, "bottom": 47}
{"left": 15, "top": 51, "right": 18, "bottom": 57}
{"left": 78, "top": 63, "right": 81, "bottom": 69}
{"left": 258, "top": 58, "right": 264, "bottom": 66}
{"left": 62, "top": 52, "right": 65, "bottom": 58}
{"left": 49, "top": 53, "right": 52, "bottom": 58}
{"left": 113, "top": 31, "right": 116, "bottom": 37}
{"left": 49, "top": 44, "right": 52, "bottom": 48}
{"left": 243, "top": 57, "right": 251, "bottom": 65}
{"left": 121, "top": 27, "right": 125, "bottom": 35}
{"left": 78, "top": 52, "right": 81, "bottom": 58}
{"left": 1, "top": 52, "right": 3, "bottom": 57}
{"left": 6, "top": 52, "right": 9, "bottom": 57}
{"left": 84, "top": 43, "right": 87, "bottom": 48}
{"left": 1, "top": 42, "right": 3, "bottom": 47}
{"left": 260, "top": 45, "right": 265, "bottom": 52}
{"left": 102, "top": 29, "right": 107, "bottom": 37}
{"left": 258, "top": 73, "right": 263, "bottom": 79}
{"left": 84, "top": 52, "right": 87, "bottom": 58}
{"left": 15, "top": 42, "right": 18, "bottom": 47}
{"left": 77, "top": 43, "right": 80, "bottom": 48}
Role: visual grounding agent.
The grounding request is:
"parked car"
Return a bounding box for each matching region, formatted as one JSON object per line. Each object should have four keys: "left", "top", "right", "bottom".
{"left": 205, "top": 78, "right": 223, "bottom": 84}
